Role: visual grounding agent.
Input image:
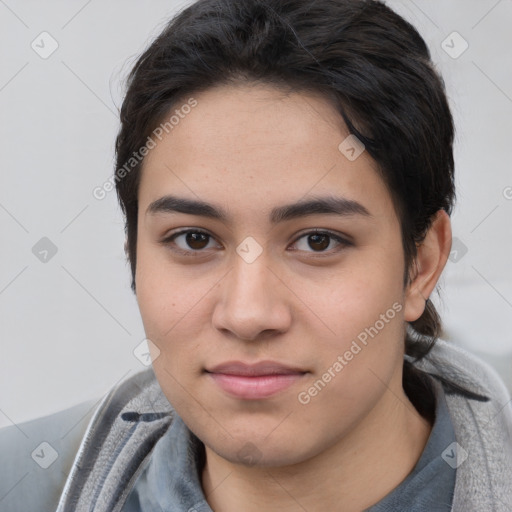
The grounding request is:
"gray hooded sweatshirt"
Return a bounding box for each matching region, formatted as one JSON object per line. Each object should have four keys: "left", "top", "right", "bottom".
{"left": 1, "top": 339, "right": 511, "bottom": 511}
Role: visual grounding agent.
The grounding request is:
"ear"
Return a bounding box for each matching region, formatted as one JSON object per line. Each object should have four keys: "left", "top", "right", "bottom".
{"left": 404, "top": 209, "right": 452, "bottom": 322}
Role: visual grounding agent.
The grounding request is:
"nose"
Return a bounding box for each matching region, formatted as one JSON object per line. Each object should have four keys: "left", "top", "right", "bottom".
{"left": 212, "top": 254, "right": 292, "bottom": 342}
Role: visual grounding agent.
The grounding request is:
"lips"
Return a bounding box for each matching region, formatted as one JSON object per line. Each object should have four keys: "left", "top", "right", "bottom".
{"left": 207, "top": 361, "right": 305, "bottom": 376}
{"left": 205, "top": 361, "right": 307, "bottom": 400}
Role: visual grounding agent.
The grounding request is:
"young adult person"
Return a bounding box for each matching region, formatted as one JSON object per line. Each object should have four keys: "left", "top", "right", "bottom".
{"left": 2, "top": 1, "right": 511, "bottom": 511}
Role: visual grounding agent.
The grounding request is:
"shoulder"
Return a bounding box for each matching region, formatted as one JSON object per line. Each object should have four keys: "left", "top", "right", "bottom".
{"left": 0, "top": 368, "right": 166, "bottom": 512}
{"left": 55, "top": 367, "right": 174, "bottom": 511}
{"left": 0, "top": 398, "right": 99, "bottom": 512}
{"left": 414, "top": 339, "right": 512, "bottom": 510}
{"left": 415, "top": 338, "right": 512, "bottom": 405}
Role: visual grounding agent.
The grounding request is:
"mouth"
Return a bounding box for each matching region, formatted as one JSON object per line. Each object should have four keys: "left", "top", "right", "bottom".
{"left": 205, "top": 361, "right": 307, "bottom": 400}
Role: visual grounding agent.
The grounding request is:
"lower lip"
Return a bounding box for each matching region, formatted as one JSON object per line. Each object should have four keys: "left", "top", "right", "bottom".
{"left": 208, "top": 373, "right": 304, "bottom": 400}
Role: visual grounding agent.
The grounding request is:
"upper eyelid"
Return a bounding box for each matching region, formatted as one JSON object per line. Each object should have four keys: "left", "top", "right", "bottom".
{"left": 162, "top": 228, "right": 216, "bottom": 243}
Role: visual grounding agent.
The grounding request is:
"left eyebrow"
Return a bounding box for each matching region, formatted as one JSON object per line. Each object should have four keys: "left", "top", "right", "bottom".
{"left": 145, "top": 194, "right": 372, "bottom": 224}
{"left": 270, "top": 195, "right": 371, "bottom": 223}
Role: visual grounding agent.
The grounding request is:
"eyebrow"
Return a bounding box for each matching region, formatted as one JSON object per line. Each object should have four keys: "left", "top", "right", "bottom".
{"left": 146, "top": 194, "right": 371, "bottom": 223}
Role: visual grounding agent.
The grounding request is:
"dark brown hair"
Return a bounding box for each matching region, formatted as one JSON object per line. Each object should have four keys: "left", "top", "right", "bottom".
{"left": 114, "top": 0, "right": 455, "bottom": 375}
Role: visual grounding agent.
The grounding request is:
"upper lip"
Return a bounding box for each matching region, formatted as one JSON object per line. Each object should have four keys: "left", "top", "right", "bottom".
{"left": 206, "top": 361, "right": 306, "bottom": 376}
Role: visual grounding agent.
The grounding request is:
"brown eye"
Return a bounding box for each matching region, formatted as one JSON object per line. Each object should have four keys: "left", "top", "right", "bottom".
{"left": 307, "top": 234, "right": 330, "bottom": 251}
{"left": 161, "top": 229, "right": 220, "bottom": 255}
{"left": 291, "top": 230, "right": 352, "bottom": 254}
{"left": 185, "top": 232, "right": 210, "bottom": 250}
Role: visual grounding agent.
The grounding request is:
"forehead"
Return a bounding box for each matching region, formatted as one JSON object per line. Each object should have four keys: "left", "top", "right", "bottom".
{"left": 138, "top": 83, "right": 394, "bottom": 222}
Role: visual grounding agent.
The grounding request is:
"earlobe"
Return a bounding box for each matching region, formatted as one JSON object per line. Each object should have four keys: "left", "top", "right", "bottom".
{"left": 404, "top": 210, "right": 452, "bottom": 322}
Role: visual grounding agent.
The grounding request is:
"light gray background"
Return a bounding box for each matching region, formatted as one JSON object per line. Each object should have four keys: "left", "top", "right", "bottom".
{"left": 0, "top": 0, "right": 511, "bottom": 428}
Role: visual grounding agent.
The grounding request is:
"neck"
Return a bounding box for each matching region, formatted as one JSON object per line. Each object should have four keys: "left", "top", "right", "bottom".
{"left": 201, "top": 377, "right": 432, "bottom": 512}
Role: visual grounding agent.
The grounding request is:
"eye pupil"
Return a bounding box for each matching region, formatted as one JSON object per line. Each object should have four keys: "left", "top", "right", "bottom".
{"left": 187, "top": 232, "right": 209, "bottom": 249}
{"left": 309, "top": 234, "right": 330, "bottom": 251}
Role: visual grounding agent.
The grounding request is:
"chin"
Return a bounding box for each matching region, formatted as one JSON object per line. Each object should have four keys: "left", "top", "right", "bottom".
{"left": 203, "top": 430, "right": 320, "bottom": 469}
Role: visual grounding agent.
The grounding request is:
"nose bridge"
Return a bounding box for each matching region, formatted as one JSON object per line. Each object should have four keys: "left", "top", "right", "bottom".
{"left": 213, "top": 248, "right": 290, "bottom": 339}
{"left": 228, "top": 249, "right": 276, "bottom": 309}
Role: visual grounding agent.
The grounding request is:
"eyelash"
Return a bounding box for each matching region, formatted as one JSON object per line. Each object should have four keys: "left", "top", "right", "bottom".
{"left": 159, "top": 228, "right": 352, "bottom": 257}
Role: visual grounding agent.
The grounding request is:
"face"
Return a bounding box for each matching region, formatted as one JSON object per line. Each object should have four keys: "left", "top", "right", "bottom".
{"left": 135, "top": 83, "right": 411, "bottom": 466}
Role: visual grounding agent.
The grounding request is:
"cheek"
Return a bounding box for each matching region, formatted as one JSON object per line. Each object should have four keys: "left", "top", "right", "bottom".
{"left": 136, "top": 237, "right": 195, "bottom": 322}
{"left": 136, "top": 263, "right": 205, "bottom": 402}
{"left": 135, "top": 241, "right": 220, "bottom": 367}
{"left": 135, "top": 243, "right": 187, "bottom": 350}
{"left": 136, "top": 272, "right": 199, "bottom": 346}
{"left": 297, "top": 256, "right": 406, "bottom": 396}
{"left": 296, "top": 282, "right": 405, "bottom": 420}
{"left": 304, "top": 257, "right": 405, "bottom": 345}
